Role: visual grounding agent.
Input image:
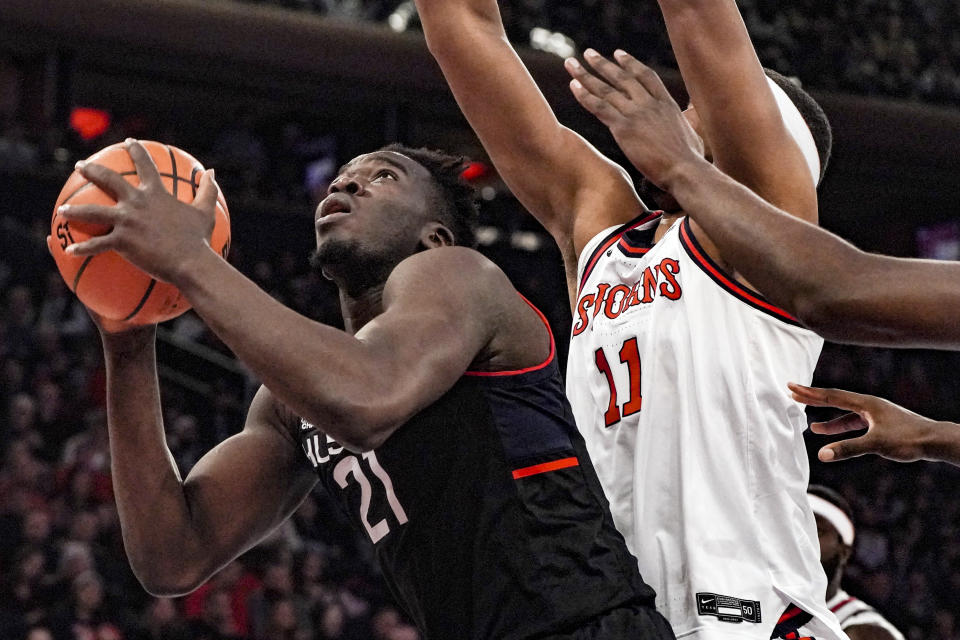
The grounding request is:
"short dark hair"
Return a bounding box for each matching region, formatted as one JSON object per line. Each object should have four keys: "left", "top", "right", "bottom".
{"left": 380, "top": 143, "right": 479, "bottom": 248}
{"left": 763, "top": 69, "right": 833, "bottom": 184}
{"left": 808, "top": 484, "right": 855, "bottom": 525}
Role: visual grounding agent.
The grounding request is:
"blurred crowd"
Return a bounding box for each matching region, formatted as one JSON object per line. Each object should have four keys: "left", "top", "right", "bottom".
{"left": 1, "top": 3, "right": 959, "bottom": 635}
{"left": 240, "top": 0, "right": 960, "bottom": 104}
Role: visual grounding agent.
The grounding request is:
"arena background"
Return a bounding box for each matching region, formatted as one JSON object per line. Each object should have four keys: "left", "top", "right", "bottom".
{"left": 0, "top": 1, "right": 958, "bottom": 639}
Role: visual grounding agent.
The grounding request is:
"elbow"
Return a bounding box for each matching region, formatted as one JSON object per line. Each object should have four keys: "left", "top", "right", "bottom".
{"left": 131, "top": 560, "right": 209, "bottom": 598}
{"left": 303, "top": 399, "right": 399, "bottom": 453}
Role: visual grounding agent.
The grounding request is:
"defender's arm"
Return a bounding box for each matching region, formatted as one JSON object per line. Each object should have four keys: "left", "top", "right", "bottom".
{"left": 791, "top": 384, "right": 960, "bottom": 468}
{"left": 657, "top": 0, "right": 818, "bottom": 224}
{"left": 415, "top": 0, "right": 642, "bottom": 267}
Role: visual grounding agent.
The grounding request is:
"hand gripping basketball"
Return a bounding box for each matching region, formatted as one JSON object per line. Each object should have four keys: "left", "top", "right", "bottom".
{"left": 49, "top": 139, "right": 230, "bottom": 326}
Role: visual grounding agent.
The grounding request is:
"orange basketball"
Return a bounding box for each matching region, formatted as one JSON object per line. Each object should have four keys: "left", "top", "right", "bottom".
{"left": 49, "top": 141, "right": 231, "bottom": 325}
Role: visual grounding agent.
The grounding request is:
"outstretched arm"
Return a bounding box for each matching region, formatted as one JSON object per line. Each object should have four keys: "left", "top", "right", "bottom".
{"left": 566, "top": 54, "right": 960, "bottom": 349}
{"left": 100, "top": 324, "right": 317, "bottom": 596}
{"left": 790, "top": 384, "right": 960, "bottom": 468}
{"left": 414, "top": 0, "right": 642, "bottom": 284}
{"left": 655, "top": 0, "right": 818, "bottom": 224}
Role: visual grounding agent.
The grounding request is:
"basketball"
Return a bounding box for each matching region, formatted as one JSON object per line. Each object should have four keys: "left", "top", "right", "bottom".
{"left": 48, "top": 141, "right": 231, "bottom": 325}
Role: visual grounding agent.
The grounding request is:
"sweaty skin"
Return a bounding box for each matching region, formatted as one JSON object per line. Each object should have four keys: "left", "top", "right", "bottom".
{"left": 55, "top": 140, "right": 553, "bottom": 594}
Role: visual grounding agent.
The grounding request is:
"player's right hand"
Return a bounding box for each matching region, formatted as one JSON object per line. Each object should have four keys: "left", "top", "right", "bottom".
{"left": 45, "top": 233, "right": 151, "bottom": 337}
{"left": 563, "top": 49, "right": 705, "bottom": 191}
{"left": 788, "top": 383, "right": 943, "bottom": 463}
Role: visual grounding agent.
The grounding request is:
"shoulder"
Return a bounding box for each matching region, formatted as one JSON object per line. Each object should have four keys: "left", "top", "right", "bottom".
{"left": 385, "top": 246, "right": 514, "bottom": 308}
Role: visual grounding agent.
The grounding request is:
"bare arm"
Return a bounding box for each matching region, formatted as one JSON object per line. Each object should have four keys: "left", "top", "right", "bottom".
{"left": 101, "top": 327, "right": 316, "bottom": 595}
{"left": 566, "top": 54, "right": 960, "bottom": 349}
{"left": 656, "top": 0, "right": 818, "bottom": 224}
{"left": 790, "top": 384, "right": 960, "bottom": 468}
{"left": 63, "top": 143, "right": 512, "bottom": 451}
{"left": 176, "top": 246, "right": 503, "bottom": 450}
{"left": 414, "top": 0, "right": 642, "bottom": 274}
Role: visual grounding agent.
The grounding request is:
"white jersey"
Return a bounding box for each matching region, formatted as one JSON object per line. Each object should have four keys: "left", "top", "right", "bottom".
{"left": 567, "top": 213, "right": 845, "bottom": 639}
{"left": 828, "top": 590, "right": 904, "bottom": 640}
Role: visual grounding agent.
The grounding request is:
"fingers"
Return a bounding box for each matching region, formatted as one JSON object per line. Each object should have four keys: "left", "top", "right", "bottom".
{"left": 788, "top": 383, "right": 870, "bottom": 412}
{"left": 65, "top": 234, "right": 115, "bottom": 257}
{"left": 819, "top": 436, "right": 873, "bottom": 462}
{"left": 809, "top": 411, "right": 869, "bottom": 436}
{"left": 612, "top": 50, "right": 673, "bottom": 102}
{"left": 59, "top": 204, "right": 119, "bottom": 228}
{"left": 194, "top": 169, "right": 219, "bottom": 215}
{"left": 46, "top": 235, "right": 55, "bottom": 257}
{"left": 582, "top": 49, "right": 641, "bottom": 100}
{"left": 124, "top": 139, "right": 164, "bottom": 190}
{"left": 569, "top": 79, "right": 624, "bottom": 127}
{"left": 564, "top": 57, "right": 631, "bottom": 115}
{"left": 76, "top": 160, "right": 137, "bottom": 201}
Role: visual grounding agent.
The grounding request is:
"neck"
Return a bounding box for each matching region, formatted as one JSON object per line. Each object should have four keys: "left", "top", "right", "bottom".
{"left": 655, "top": 211, "right": 685, "bottom": 242}
{"left": 339, "top": 283, "right": 386, "bottom": 334}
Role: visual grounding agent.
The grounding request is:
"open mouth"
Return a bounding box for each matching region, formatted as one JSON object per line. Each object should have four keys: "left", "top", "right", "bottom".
{"left": 316, "top": 194, "right": 352, "bottom": 223}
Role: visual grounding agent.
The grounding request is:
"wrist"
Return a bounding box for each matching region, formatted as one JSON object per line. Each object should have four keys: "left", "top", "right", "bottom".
{"left": 659, "top": 155, "right": 715, "bottom": 201}
{"left": 101, "top": 324, "right": 157, "bottom": 356}
{"left": 923, "top": 420, "right": 960, "bottom": 463}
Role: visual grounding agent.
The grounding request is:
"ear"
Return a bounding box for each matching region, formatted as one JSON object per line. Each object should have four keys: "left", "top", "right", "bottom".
{"left": 419, "top": 222, "right": 455, "bottom": 249}
{"left": 839, "top": 543, "right": 853, "bottom": 570}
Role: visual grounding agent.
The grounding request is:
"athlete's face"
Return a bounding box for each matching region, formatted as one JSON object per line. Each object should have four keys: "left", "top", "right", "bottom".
{"left": 312, "top": 151, "right": 447, "bottom": 282}
{"left": 814, "top": 514, "right": 851, "bottom": 582}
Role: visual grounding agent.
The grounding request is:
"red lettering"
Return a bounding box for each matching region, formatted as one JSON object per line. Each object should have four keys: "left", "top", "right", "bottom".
{"left": 593, "top": 283, "right": 611, "bottom": 317}
{"left": 572, "top": 294, "right": 596, "bottom": 336}
{"left": 604, "top": 285, "right": 632, "bottom": 319}
{"left": 640, "top": 266, "right": 658, "bottom": 303}
{"left": 658, "top": 258, "right": 682, "bottom": 300}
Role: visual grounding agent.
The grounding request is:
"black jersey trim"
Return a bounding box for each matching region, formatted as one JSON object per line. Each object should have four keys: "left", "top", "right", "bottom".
{"left": 578, "top": 211, "right": 662, "bottom": 295}
{"left": 678, "top": 218, "right": 803, "bottom": 327}
{"left": 465, "top": 294, "right": 555, "bottom": 377}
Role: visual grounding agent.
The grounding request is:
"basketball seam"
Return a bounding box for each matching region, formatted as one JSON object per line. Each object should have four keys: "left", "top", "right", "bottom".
{"left": 122, "top": 278, "right": 158, "bottom": 323}
{"left": 71, "top": 256, "right": 95, "bottom": 293}
{"left": 60, "top": 171, "right": 196, "bottom": 205}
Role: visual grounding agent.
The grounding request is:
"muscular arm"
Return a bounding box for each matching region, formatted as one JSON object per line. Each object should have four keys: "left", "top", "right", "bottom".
{"left": 176, "top": 246, "right": 507, "bottom": 450}
{"left": 414, "top": 0, "right": 642, "bottom": 284}
{"left": 102, "top": 328, "right": 316, "bottom": 595}
{"left": 656, "top": 0, "right": 818, "bottom": 262}
{"left": 666, "top": 159, "right": 960, "bottom": 348}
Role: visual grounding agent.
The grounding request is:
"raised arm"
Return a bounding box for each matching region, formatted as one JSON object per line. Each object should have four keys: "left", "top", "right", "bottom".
{"left": 99, "top": 325, "right": 316, "bottom": 596}
{"left": 656, "top": 0, "right": 818, "bottom": 224}
{"left": 414, "top": 0, "right": 642, "bottom": 270}
{"left": 566, "top": 54, "right": 960, "bottom": 349}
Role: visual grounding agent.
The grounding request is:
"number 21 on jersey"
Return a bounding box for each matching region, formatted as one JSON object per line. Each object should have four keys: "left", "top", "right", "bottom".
{"left": 334, "top": 451, "right": 408, "bottom": 544}
{"left": 595, "top": 337, "right": 642, "bottom": 427}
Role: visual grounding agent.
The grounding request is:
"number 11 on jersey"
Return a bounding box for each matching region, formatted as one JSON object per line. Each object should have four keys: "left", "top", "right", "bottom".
{"left": 594, "top": 337, "right": 642, "bottom": 427}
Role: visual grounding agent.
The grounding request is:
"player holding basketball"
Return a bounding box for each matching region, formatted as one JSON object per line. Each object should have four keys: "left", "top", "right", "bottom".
{"left": 416, "top": 0, "right": 843, "bottom": 638}
{"left": 563, "top": 52, "right": 960, "bottom": 472}
{"left": 807, "top": 486, "right": 904, "bottom": 640}
{"left": 56, "top": 140, "right": 674, "bottom": 639}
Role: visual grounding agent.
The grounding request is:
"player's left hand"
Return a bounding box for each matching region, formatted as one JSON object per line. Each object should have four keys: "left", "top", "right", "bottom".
{"left": 564, "top": 49, "right": 705, "bottom": 190}
{"left": 788, "top": 383, "right": 942, "bottom": 463}
{"left": 58, "top": 139, "right": 219, "bottom": 285}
